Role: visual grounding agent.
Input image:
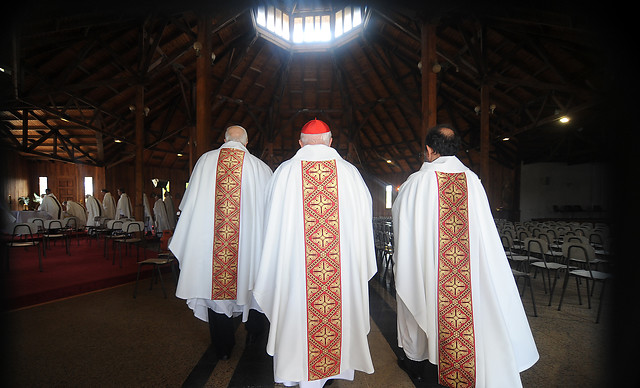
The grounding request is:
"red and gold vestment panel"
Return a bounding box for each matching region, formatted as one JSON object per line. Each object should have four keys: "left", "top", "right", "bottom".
{"left": 211, "top": 148, "right": 245, "bottom": 300}
{"left": 302, "top": 160, "right": 342, "bottom": 381}
{"left": 436, "top": 171, "right": 476, "bottom": 388}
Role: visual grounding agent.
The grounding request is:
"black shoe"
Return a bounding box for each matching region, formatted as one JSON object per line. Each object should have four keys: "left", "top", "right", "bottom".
{"left": 397, "top": 357, "right": 423, "bottom": 381}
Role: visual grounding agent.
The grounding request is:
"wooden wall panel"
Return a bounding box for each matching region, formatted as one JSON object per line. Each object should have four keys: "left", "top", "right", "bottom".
{"left": 2, "top": 150, "right": 106, "bottom": 212}
{"left": 2, "top": 151, "right": 30, "bottom": 211}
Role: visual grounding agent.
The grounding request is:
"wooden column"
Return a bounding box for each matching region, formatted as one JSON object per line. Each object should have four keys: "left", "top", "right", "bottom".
{"left": 195, "top": 14, "right": 212, "bottom": 163}
{"left": 480, "top": 83, "right": 490, "bottom": 186}
{"left": 135, "top": 85, "right": 144, "bottom": 221}
{"left": 421, "top": 22, "right": 438, "bottom": 161}
{"left": 188, "top": 125, "right": 196, "bottom": 175}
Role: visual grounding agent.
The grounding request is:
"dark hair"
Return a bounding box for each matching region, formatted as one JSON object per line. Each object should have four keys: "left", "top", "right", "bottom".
{"left": 425, "top": 124, "right": 460, "bottom": 156}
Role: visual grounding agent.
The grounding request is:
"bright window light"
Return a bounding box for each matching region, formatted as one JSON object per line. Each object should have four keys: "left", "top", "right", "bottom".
{"left": 39, "top": 177, "right": 48, "bottom": 197}
{"left": 84, "top": 177, "right": 94, "bottom": 196}
{"left": 256, "top": 6, "right": 266, "bottom": 26}
{"left": 255, "top": 4, "right": 366, "bottom": 49}
{"left": 385, "top": 185, "right": 393, "bottom": 209}
{"left": 335, "top": 10, "right": 343, "bottom": 37}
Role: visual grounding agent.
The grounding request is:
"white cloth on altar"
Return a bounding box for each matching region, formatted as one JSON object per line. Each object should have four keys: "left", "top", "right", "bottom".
{"left": 170, "top": 141, "right": 273, "bottom": 322}
{"left": 102, "top": 192, "right": 117, "bottom": 220}
{"left": 392, "top": 156, "right": 539, "bottom": 388}
{"left": 38, "top": 193, "right": 63, "bottom": 219}
{"left": 116, "top": 193, "right": 133, "bottom": 219}
{"left": 153, "top": 198, "right": 171, "bottom": 233}
{"left": 252, "top": 144, "right": 377, "bottom": 385}
{"left": 64, "top": 200, "right": 87, "bottom": 228}
{"left": 164, "top": 193, "right": 177, "bottom": 229}
{"left": 85, "top": 195, "right": 102, "bottom": 227}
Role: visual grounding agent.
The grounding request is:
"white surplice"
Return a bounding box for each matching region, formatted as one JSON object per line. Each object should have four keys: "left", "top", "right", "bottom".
{"left": 85, "top": 195, "right": 102, "bottom": 227}
{"left": 38, "top": 193, "right": 63, "bottom": 219}
{"left": 170, "top": 141, "right": 273, "bottom": 322}
{"left": 392, "top": 156, "right": 539, "bottom": 388}
{"left": 252, "top": 144, "right": 377, "bottom": 386}
{"left": 64, "top": 200, "right": 87, "bottom": 227}
{"left": 102, "top": 192, "right": 116, "bottom": 220}
{"left": 116, "top": 193, "right": 132, "bottom": 219}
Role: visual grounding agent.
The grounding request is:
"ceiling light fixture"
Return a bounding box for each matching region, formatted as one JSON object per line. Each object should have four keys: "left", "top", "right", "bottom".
{"left": 193, "top": 41, "right": 202, "bottom": 57}
{"left": 432, "top": 61, "right": 441, "bottom": 73}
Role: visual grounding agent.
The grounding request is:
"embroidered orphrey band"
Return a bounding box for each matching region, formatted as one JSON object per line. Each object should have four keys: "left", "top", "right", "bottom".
{"left": 302, "top": 160, "right": 342, "bottom": 381}
{"left": 436, "top": 171, "right": 476, "bottom": 388}
{"left": 211, "top": 148, "right": 245, "bottom": 300}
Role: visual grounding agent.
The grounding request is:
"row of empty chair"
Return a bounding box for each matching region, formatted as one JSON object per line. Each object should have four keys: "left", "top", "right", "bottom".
{"left": 3, "top": 217, "right": 147, "bottom": 271}
{"left": 498, "top": 219, "right": 613, "bottom": 323}
{"left": 4, "top": 215, "right": 179, "bottom": 300}
{"left": 373, "top": 217, "right": 394, "bottom": 288}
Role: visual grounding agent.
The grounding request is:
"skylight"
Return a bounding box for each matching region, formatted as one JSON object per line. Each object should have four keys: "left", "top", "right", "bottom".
{"left": 255, "top": 4, "right": 365, "bottom": 49}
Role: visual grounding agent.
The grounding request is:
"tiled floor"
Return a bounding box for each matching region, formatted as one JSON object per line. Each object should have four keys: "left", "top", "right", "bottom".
{"left": 6, "top": 262, "right": 613, "bottom": 387}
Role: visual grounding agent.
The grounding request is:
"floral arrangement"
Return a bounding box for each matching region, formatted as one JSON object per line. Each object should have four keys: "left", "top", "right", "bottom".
{"left": 18, "top": 196, "right": 30, "bottom": 206}
{"left": 17, "top": 194, "right": 41, "bottom": 210}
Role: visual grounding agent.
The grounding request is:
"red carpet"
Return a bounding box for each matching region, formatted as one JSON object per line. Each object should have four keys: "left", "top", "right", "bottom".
{"left": 2, "top": 234, "right": 162, "bottom": 310}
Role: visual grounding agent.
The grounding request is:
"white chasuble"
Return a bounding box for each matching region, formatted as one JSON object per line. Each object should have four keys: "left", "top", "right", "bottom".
{"left": 253, "top": 145, "right": 376, "bottom": 386}
{"left": 170, "top": 141, "right": 272, "bottom": 322}
{"left": 393, "top": 156, "right": 538, "bottom": 388}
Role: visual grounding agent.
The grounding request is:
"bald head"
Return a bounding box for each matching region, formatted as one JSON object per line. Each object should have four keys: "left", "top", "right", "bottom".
{"left": 225, "top": 125, "right": 249, "bottom": 145}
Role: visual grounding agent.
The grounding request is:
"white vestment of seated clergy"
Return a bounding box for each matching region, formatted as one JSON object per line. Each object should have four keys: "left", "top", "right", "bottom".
{"left": 38, "top": 193, "right": 63, "bottom": 219}
{"left": 85, "top": 195, "right": 102, "bottom": 227}
{"left": 153, "top": 199, "right": 171, "bottom": 233}
{"left": 116, "top": 193, "right": 132, "bottom": 219}
{"left": 164, "top": 194, "right": 177, "bottom": 229}
{"left": 102, "top": 192, "right": 116, "bottom": 220}
{"left": 65, "top": 200, "right": 87, "bottom": 227}
{"left": 170, "top": 141, "right": 272, "bottom": 322}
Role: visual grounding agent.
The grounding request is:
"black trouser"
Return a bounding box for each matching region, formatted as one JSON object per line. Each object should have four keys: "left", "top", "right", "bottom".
{"left": 244, "top": 309, "right": 269, "bottom": 346}
{"left": 208, "top": 309, "right": 235, "bottom": 359}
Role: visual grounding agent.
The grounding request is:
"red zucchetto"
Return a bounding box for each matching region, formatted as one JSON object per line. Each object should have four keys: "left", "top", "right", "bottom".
{"left": 301, "top": 119, "right": 330, "bottom": 134}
